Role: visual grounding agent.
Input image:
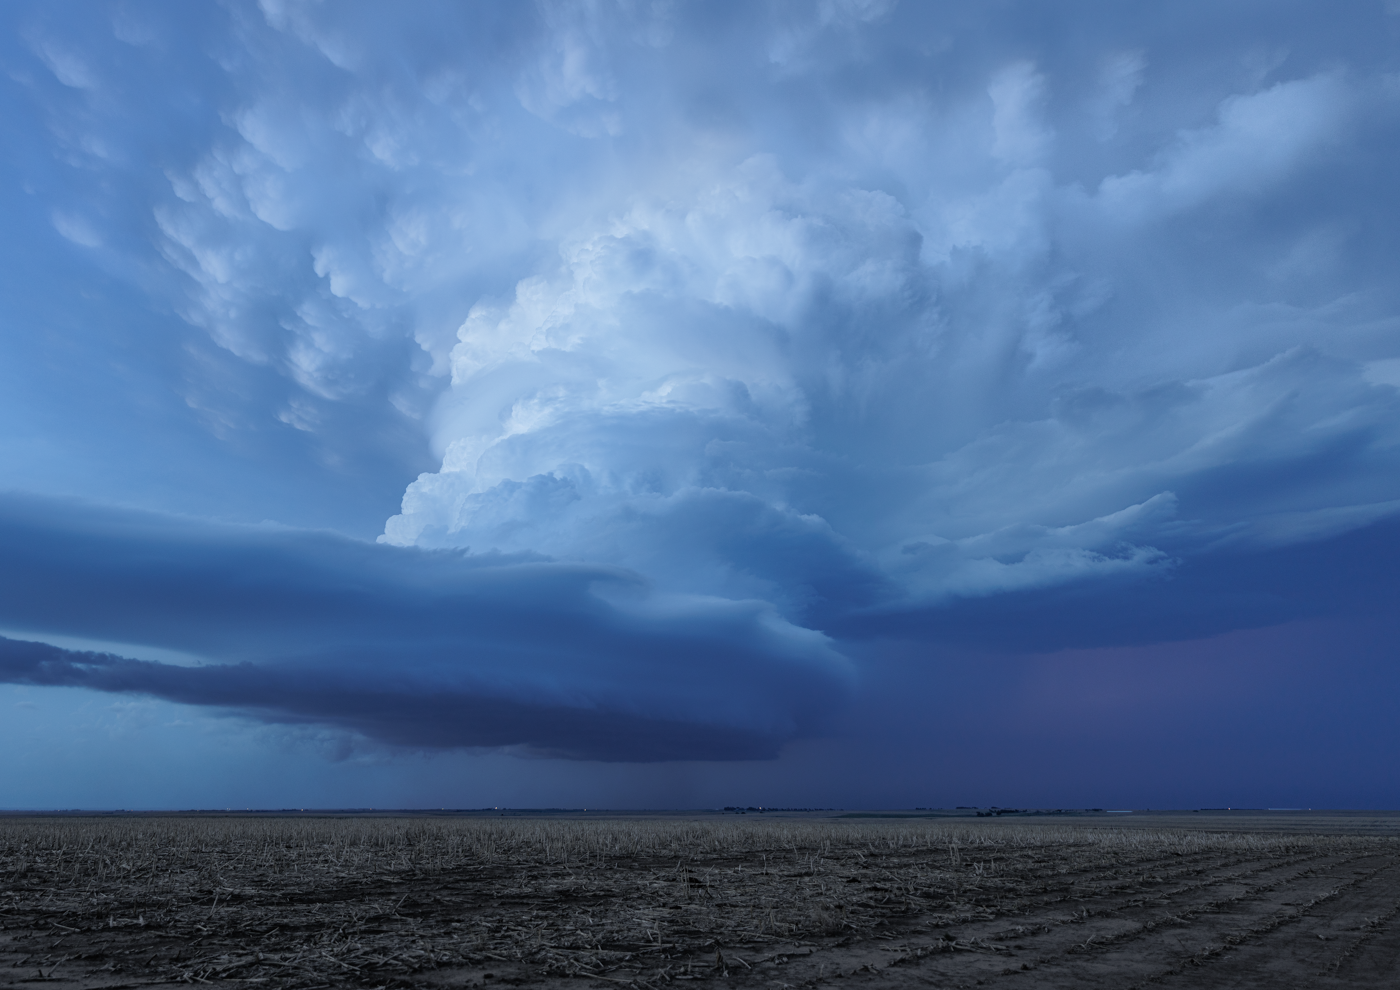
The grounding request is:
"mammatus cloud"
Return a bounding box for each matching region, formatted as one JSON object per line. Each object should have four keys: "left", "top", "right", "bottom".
{"left": 5, "top": 1, "right": 1400, "bottom": 760}
{"left": 0, "top": 495, "right": 852, "bottom": 761}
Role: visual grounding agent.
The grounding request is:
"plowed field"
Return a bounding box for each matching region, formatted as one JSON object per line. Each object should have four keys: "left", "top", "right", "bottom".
{"left": 1, "top": 814, "right": 1396, "bottom": 989}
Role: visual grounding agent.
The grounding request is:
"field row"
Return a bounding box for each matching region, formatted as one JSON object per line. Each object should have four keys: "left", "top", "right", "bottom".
{"left": 0, "top": 818, "right": 1395, "bottom": 988}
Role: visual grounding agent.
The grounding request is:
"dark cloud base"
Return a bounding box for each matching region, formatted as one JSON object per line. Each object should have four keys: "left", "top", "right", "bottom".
{"left": 0, "top": 636, "right": 785, "bottom": 762}
{"left": 4, "top": 491, "right": 1398, "bottom": 765}
{"left": 0, "top": 493, "right": 850, "bottom": 762}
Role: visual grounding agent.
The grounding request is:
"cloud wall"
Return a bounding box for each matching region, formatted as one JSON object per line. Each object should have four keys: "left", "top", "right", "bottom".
{"left": 0, "top": 494, "right": 851, "bottom": 760}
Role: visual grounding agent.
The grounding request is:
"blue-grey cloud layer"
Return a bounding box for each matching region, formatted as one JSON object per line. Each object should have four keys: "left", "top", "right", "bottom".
{"left": 0, "top": 494, "right": 850, "bottom": 760}
{"left": 3, "top": 1, "right": 1399, "bottom": 767}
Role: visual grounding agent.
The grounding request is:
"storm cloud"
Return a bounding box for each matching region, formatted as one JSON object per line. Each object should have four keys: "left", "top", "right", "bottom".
{"left": 2, "top": 1, "right": 1399, "bottom": 778}
{"left": 0, "top": 494, "right": 851, "bottom": 760}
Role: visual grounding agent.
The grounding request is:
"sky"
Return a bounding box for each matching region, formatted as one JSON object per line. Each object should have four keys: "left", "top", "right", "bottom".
{"left": 2, "top": 0, "right": 1399, "bottom": 810}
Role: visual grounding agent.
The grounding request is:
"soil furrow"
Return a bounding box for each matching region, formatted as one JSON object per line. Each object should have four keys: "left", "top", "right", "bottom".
{"left": 2, "top": 815, "right": 1397, "bottom": 989}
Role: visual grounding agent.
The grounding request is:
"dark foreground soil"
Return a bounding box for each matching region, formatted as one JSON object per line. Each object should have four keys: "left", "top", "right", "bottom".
{"left": 1, "top": 815, "right": 1397, "bottom": 989}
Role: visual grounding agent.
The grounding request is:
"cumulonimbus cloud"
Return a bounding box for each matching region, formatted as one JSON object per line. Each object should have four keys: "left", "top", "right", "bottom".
{"left": 7, "top": 1, "right": 1400, "bottom": 761}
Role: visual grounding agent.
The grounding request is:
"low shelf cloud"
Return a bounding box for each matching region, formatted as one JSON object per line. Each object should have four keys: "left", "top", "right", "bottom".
{"left": 0, "top": 494, "right": 851, "bottom": 762}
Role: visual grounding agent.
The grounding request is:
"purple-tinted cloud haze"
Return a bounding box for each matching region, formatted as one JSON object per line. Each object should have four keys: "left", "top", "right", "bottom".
{"left": 1, "top": 0, "right": 1398, "bottom": 808}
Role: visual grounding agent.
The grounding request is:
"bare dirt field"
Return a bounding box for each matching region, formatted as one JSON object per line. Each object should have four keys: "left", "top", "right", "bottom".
{"left": 1, "top": 812, "right": 1397, "bottom": 989}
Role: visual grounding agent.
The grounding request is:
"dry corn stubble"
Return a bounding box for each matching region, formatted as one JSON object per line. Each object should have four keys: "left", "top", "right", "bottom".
{"left": 1, "top": 816, "right": 1397, "bottom": 989}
